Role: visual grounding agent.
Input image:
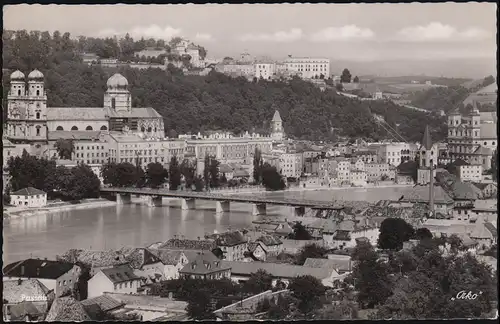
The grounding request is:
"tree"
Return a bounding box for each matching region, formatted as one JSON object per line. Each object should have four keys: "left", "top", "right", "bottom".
{"left": 266, "top": 295, "right": 290, "bottom": 320}
{"left": 288, "top": 222, "right": 312, "bottom": 240}
{"left": 168, "top": 129, "right": 178, "bottom": 138}
{"left": 315, "top": 301, "right": 358, "bottom": 320}
{"left": 288, "top": 275, "right": 326, "bottom": 316}
{"left": 100, "top": 162, "right": 137, "bottom": 188}
{"left": 6, "top": 151, "right": 57, "bottom": 193}
{"left": 209, "top": 156, "right": 220, "bottom": 188}
{"left": 341, "top": 68, "right": 352, "bottom": 83}
{"left": 261, "top": 163, "right": 285, "bottom": 191}
{"left": 180, "top": 159, "right": 196, "bottom": 189}
{"left": 54, "top": 139, "right": 75, "bottom": 160}
{"left": 378, "top": 218, "right": 415, "bottom": 250}
{"left": 243, "top": 269, "right": 273, "bottom": 294}
{"left": 194, "top": 175, "right": 204, "bottom": 192}
{"left": 165, "top": 157, "right": 180, "bottom": 191}
{"left": 186, "top": 289, "right": 215, "bottom": 320}
{"left": 295, "top": 243, "right": 328, "bottom": 265}
{"left": 353, "top": 76, "right": 359, "bottom": 83}
{"left": 351, "top": 241, "right": 392, "bottom": 309}
{"left": 415, "top": 227, "right": 433, "bottom": 240}
{"left": 253, "top": 148, "right": 263, "bottom": 184}
{"left": 481, "top": 75, "right": 495, "bottom": 88}
{"left": 203, "top": 155, "right": 211, "bottom": 189}
{"left": 335, "top": 83, "right": 344, "bottom": 92}
{"left": 144, "top": 162, "right": 167, "bottom": 189}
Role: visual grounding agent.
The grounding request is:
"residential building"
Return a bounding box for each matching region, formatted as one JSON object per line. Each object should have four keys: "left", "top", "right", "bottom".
{"left": 365, "top": 163, "right": 391, "bottom": 182}
{"left": 399, "top": 184, "right": 455, "bottom": 215}
{"left": 206, "top": 231, "right": 248, "bottom": 261}
{"left": 47, "top": 131, "right": 110, "bottom": 164}
{"left": 283, "top": 57, "right": 330, "bottom": 79}
{"left": 223, "top": 261, "right": 340, "bottom": 287}
{"left": 471, "top": 182, "right": 497, "bottom": 199}
{"left": 304, "top": 257, "right": 352, "bottom": 276}
{"left": 245, "top": 242, "right": 268, "bottom": 261}
{"left": 3, "top": 279, "right": 54, "bottom": 320}
{"left": 469, "top": 222, "right": 497, "bottom": 250}
{"left": 417, "top": 126, "right": 439, "bottom": 185}
{"left": 124, "top": 248, "right": 165, "bottom": 282}
{"left": 221, "top": 64, "right": 254, "bottom": 78}
{"left": 447, "top": 105, "right": 496, "bottom": 168}
{"left": 349, "top": 169, "right": 367, "bottom": 187}
{"left": 351, "top": 150, "right": 378, "bottom": 163}
{"left": 87, "top": 264, "right": 142, "bottom": 298}
{"left": 457, "top": 164, "right": 483, "bottom": 182}
{"left": 10, "top": 187, "right": 47, "bottom": 208}
{"left": 179, "top": 252, "right": 231, "bottom": 280}
{"left": 254, "top": 62, "right": 275, "bottom": 80}
{"left": 45, "top": 296, "right": 93, "bottom": 322}
{"left": 3, "top": 259, "right": 81, "bottom": 297}
{"left": 56, "top": 249, "right": 130, "bottom": 277}
{"left": 151, "top": 249, "right": 187, "bottom": 280}
{"left": 81, "top": 52, "right": 99, "bottom": 65}
{"left": 256, "top": 235, "right": 283, "bottom": 256}
{"left": 278, "top": 152, "right": 302, "bottom": 178}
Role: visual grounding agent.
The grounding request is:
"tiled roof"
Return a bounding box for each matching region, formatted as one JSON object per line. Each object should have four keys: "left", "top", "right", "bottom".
{"left": 48, "top": 131, "right": 102, "bottom": 141}
{"left": 400, "top": 184, "right": 454, "bottom": 204}
{"left": 219, "top": 164, "right": 233, "bottom": 173}
{"left": 106, "top": 107, "right": 162, "bottom": 119}
{"left": 484, "top": 222, "right": 497, "bottom": 239}
{"left": 456, "top": 233, "right": 477, "bottom": 247}
{"left": 420, "top": 125, "right": 433, "bottom": 150}
{"left": 179, "top": 252, "right": 230, "bottom": 275}
{"left": 248, "top": 242, "right": 267, "bottom": 253}
{"left": 3, "top": 279, "right": 50, "bottom": 304}
{"left": 45, "top": 296, "right": 92, "bottom": 322}
{"left": 207, "top": 231, "right": 247, "bottom": 247}
{"left": 103, "top": 292, "right": 188, "bottom": 311}
{"left": 304, "top": 258, "right": 348, "bottom": 273}
{"left": 446, "top": 181, "right": 482, "bottom": 200}
{"left": 257, "top": 235, "right": 282, "bottom": 246}
{"left": 47, "top": 107, "right": 108, "bottom": 121}
{"left": 80, "top": 295, "right": 124, "bottom": 312}
{"left": 159, "top": 239, "right": 216, "bottom": 251}
{"left": 101, "top": 264, "right": 140, "bottom": 284}
{"left": 11, "top": 187, "right": 46, "bottom": 196}
{"left": 325, "top": 254, "right": 353, "bottom": 272}
{"left": 307, "top": 219, "right": 337, "bottom": 233}
{"left": 222, "top": 261, "right": 334, "bottom": 280}
{"left": 3, "top": 259, "right": 74, "bottom": 280}
{"left": 150, "top": 249, "right": 183, "bottom": 266}
{"left": 57, "top": 249, "right": 129, "bottom": 268}
{"left": 9, "top": 301, "right": 44, "bottom": 320}
{"left": 124, "top": 248, "right": 163, "bottom": 269}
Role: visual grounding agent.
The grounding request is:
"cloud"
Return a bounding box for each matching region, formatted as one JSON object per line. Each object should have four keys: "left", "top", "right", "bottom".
{"left": 239, "top": 28, "right": 303, "bottom": 42}
{"left": 310, "top": 25, "right": 375, "bottom": 42}
{"left": 396, "top": 22, "right": 491, "bottom": 41}
{"left": 194, "top": 33, "right": 214, "bottom": 42}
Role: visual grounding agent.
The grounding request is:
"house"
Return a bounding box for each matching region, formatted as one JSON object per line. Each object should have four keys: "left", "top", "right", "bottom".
{"left": 3, "top": 279, "right": 55, "bottom": 321}
{"left": 124, "top": 248, "right": 165, "bottom": 282}
{"left": 179, "top": 251, "right": 231, "bottom": 280}
{"left": 56, "top": 249, "right": 131, "bottom": 277}
{"left": 206, "top": 231, "right": 248, "bottom": 261}
{"left": 10, "top": 187, "right": 47, "bottom": 208}
{"left": 45, "top": 296, "right": 93, "bottom": 321}
{"left": 3, "top": 259, "right": 81, "bottom": 297}
{"left": 87, "top": 264, "right": 142, "bottom": 298}
{"left": 304, "top": 257, "right": 352, "bottom": 276}
{"left": 219, "top": 164, "right": 234, "bottom": 180}
{"left": 244, "top": 242, "right": 268, "bottom": 261}
{"left": 256, "top": 235, "right": 283, "bottom": 256}
{"left": 223, "top": 261, "right": 340, "bottom": 288}
{"left": 324, "top": 220, "right": 379, "bottom": 250}
{"left": 150, "top": 249, "right": 185, "bottom": 280}
{"left": 469, "top": 222, "right": 497, "bottom": 250}
{"left": 472, "top": 182, "right": 497, "bottom": 199}
{"left": 325, "top": 254, "right": 353, "bottom": 273}
{"left": 399, "top": 184, "right": 455, "bottom": 215}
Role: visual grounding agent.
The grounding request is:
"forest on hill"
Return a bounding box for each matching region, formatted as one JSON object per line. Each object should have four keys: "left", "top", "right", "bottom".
{"left": 2, "top": 30, "right": 447, "bottom": 142}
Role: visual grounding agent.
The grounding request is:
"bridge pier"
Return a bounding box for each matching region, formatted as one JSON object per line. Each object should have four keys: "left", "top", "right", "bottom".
{"left": 144, "top": 196, "right": 163, "bottom": 207}
{"left": 181, "top": 198, "right": 196, "bottom": 210}
{"left": 293, "top": 206, "right": 306, "bottom": 217}
{"left": 252, "top": 203, "right": 267, "bottom": 216}
{"left": 216, "top": 200, "right": 230, "bottom": 214}
{"left": 117, "top": 193, "right": 132, "bottom": 205}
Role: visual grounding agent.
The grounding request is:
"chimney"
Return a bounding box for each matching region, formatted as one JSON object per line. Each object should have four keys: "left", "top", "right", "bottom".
{"left": 17, "top": 278, "right": 22, "bottom": 286}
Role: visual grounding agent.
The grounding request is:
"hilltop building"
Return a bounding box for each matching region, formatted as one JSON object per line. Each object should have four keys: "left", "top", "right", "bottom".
{"left": 447, "top": 104, "right": 496, "bottom": 169}
{"left": 283, "top": 57, "right": 330, "bottom": 79}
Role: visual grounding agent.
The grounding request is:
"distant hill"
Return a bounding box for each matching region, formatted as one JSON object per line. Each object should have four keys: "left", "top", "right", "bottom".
{"left": 462, "top": 83, "right": 497, "bottom": 106}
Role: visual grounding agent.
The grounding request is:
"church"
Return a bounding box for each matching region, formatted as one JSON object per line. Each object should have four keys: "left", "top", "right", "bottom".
{"left": 5, "top": 70, "right": 165, "bottom": 156}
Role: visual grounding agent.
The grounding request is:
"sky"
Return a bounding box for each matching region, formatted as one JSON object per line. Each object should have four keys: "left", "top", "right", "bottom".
{"left": 3, "top": 3, "right": 497, "bottom": 77}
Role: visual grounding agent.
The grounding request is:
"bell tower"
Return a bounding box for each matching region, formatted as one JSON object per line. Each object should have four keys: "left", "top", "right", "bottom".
{"left": 417, "top": 125, "right": 438, "bottom": 185}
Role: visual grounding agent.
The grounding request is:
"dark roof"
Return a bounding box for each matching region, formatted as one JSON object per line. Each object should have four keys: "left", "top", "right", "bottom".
{"left": 151, "top": 249, "right": 183, "bottom": 266}
{"left": 257, "top": 235, "right": 283, "bottom": 246}
{"left": 3, "top": 259, "right": 75, "bottom": 280}
{"left": 11, "top": 187, "right": 46, "bottom": 196}
{"left": 179, "top": 252, "right": 231, "bottom": 275}
{"left": 101, "top": 264, "right": 140, "bottom": 284}
{"left": 159, "top": 239, "right": 216, "bottom": 251}
{"left": 248, "top": 242, "right": 267, "bottom": 253}
{"left": 421, "top": 125, "right": 433, "bottom": 150}
{"left": 471, "top": 182, "right": 495, "bottom": 191}
{"left": 125, "top": 248, "right": 163, "bottom": 269}
{"left": 45, "top": 296, "right": 91, "bottom": 321}
{"left": 81, "top": 295, "right": 124, "bottom": 312}
{"left": 9, "top": 301, "right": 45, "bottom": 320}
{"left": 207, "top": 231, "right": 247, "bottom": 247}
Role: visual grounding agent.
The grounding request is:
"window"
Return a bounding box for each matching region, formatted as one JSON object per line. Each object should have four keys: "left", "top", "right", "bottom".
{"left": 36, "top": 126, "right": 41, "bottom": 136}
{"left": 56, "top": 126, "right": 64, "bottom": 131}
{"left": 100, "top": 125, "right": 108, "bottom": 131}
{"left": 36, "top": 112, "right": 40, "bottom": 119}
{"left": 71, "top": 126, "right": 78, "bottom": 131}
{"left": 18, "top": 89, "right": 21, "bottom": 96}
{"left": 86, "top": 126, "right": 93, "bottom": 130}
{"left": 111, "top": 98, "right": 116, "bottom": 109}
{"left": 36, "top": 90, "right": 40, "bottom": 96}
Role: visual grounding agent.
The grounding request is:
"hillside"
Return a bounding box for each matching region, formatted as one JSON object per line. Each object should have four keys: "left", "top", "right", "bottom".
{"left": 2, "top": 29, "right": 447, "bottom": 143}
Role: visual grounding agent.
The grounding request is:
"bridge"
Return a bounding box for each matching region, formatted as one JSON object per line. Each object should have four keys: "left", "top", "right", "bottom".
{"left": 100, "top": 187, "right": 343, "bottom": 217}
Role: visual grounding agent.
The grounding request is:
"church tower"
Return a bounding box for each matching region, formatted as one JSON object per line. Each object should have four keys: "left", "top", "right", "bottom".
{"left": 104, "top": 73, "right": 132, "bottom": 113}
{"left": 6, "top": 70, "right": 48, "bottom": 154}
{"left": 417, "top": 125, "right": 438, "bottom": 185}
{"left": 270, "top": 110, "right": 284, "bottom": 141}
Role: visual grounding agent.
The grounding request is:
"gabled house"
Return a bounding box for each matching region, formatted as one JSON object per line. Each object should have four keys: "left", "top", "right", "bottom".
{"left": 325, "top": 254, "right": 353, "bottom": 274}
{"left": 87, "top": 264, "right": 142, "bottom": 298}
{"left": 256, "top": 235, "right": 283, "bottom": 256}
{"left": 151, "top": 249, "right": 185, "bottom": 280}
{"left": 3, "top": 300, "right": 46, "bottom": 322}
{"left": 124, "top": 248, "right": 165, "bottom": 284}
{"left": 3, "top": 259, "right": 81, "bottom": 298}
{"left": 56, "top": 249, "right": 130, "bottom": 277}
{"left": 206, "top": 231, "right": 248, "bottom": 261}
{"left": 470, "top": 222, "right": 497, "bottom": 250}
{"left": 179, "top": 251, "right": 231, "bottom": 280}
{"left": 472, "top": 182, "right": 497, "bottom": 199}
{"left": 244, "top": 242, "right": 268, "bottom": 261}
{"left": 10, "top": 187, "right": 47, "bottom": 208}
{"left": 3, "top": 279, "right": 55, "bottom": 321}
{"left": 45, "top": 296, "right": 92, "bottom": 322}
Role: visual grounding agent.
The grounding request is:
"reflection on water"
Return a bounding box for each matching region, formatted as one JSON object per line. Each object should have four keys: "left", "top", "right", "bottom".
{"left": 3, "top": 187, "right": 413, "bottom": 264}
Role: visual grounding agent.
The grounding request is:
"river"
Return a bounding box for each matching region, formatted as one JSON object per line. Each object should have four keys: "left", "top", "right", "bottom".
{"left": 3, "top": 186, "right": 414, "bottom": 264}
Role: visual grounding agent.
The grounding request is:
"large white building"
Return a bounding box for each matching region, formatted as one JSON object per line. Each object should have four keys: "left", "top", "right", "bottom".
{"left": 283, "top": 57, "right": 330, "bottom": 79}
{"left": 254, "top": 62, "right": 276, "bottom": 80}
{"left": 278, "top": 153, "right": 303, "bottom": 178}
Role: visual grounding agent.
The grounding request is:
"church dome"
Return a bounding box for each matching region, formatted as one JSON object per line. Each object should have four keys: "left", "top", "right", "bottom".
{"left": 28, "top": 69, "right": 44, "bottom": 80}
{"left": 10, "top": 70, "right": 25, "bottom": 81}
{"left": 107, "top": 73, "right": 129, "bottom": 90}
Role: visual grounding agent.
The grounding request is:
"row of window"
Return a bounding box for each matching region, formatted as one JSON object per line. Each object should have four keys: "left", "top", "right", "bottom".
{"left": 75, "top": 152, "right": 108, "bottom": 158}
{"left": 76, "top": 145, "right": 105, "bottom": 150}
{"left": 56, "top": 125, "right": 108, "bottom": 131}
{"left": 115, "top": 281, "right": 134, "bottom": 289}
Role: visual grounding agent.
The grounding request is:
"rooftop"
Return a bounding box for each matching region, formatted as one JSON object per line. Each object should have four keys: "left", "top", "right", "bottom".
{"left": 104, "top": 292, "right": 188, "bottom": 312}
{"left": 304, "top": 257, "right": 351, "bottom": 273}
{"left": 48, "top": 131, "right": 102, "bottom": 141}
{"left": 400, "top": 184, "right": 454, "bottom": 205}
{"left": 222, "top": 261, "right": 334, "bottom": 280}
{"left": 158, "top": 238, "right": 216, "bottom": 251}
{"left": 47, "top": 107, "right": 108, "bottom": 121}
{"left": 207, "top": 231, "right": 247, "bottom": 247}
{"left": 3, "top": 259, "right": 75, "bottom": 280}
{"left": 3, "top": 279, "right": 51, "bottom": 304}
{"left": 256, "top": 235, "right": 283, "bottom": 246}
{"left": 80, "top": 294, "right": 124, "bottom": 312}
{"left": 45, "top": 296, "right": 92, "bottom": 322}
{"left": 150, "top": 249, "right": 183, "bottom": 266}
{"left": 100, "top": 264, "right": 140, "bottom": 283}
{"left": 124, "top": 248, "right": 163, "bottom": 269}
{"left": 57, "top": 248, "right": 129, "bottom": 268}
{"left": 179, "top": 251, "right": 230, "bottom": 275}
{"left": 11, "top": 187, "right": 46, "bottom": 196}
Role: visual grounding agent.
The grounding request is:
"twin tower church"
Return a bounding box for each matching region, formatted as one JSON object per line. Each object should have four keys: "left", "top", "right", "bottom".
{"left": 5, "top": 69, "right": 286, "bottom": 156}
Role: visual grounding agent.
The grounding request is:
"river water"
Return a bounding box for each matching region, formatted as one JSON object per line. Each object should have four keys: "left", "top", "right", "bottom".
{"left": 3, "top": 187, "right": 413, "bottom": 264}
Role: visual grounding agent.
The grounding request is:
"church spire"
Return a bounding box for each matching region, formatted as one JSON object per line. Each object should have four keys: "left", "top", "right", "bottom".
{"left": 421, "top": 125, "right": 433, "bottom": 150}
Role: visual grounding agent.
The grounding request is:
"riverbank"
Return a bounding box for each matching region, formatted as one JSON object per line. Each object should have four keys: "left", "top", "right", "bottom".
{"left": 3, "top": 199, "right": 117, "bottom": 219}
